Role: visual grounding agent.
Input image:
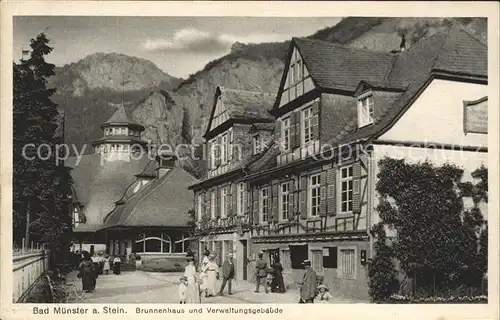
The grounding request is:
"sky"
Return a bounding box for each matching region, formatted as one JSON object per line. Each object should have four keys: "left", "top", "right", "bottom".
{"left": 13, "top": 16, "right": 342, "bottom": 78}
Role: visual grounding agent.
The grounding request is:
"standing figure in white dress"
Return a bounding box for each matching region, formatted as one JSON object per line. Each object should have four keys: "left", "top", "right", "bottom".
{"left": 183, "top": 256, "right": 201, "bottom": 303}
{"left": 202, "top": 253, "right": 219, "bottom": 298}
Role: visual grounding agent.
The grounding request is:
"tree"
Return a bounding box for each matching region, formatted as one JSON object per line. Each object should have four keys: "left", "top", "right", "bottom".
{"left": 13, "top": 33, "right": 73, "bottom": 259}
{"left": 367, "top": 223, "right": 399, "bottom": 302}
{"left": 373, "top": 158, "right": 488, "bottom": 295}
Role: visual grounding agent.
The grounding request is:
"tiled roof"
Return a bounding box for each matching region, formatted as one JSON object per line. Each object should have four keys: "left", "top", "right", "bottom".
{"left": 221, "top": 88, "right": 275, "bottom": 121}
{"left": 246, "top": 141, "right": 279, "bottom": 174}
{"left": 104, "top": 105, "right": 143, "bottom": 127}
{"left": 65, "top": 154, "right": 152, "bottom": 231}
{"left": 253, "top": 23, "right": 487, "bottom": 173}
{"left": 104, "top": 166, "right": 198, "bottom": 228}
{"left": 252, "top": 123, "right": 275, "bottom": 131}
{"left": 293, "top": 37, "right": 397, "bottom": 91}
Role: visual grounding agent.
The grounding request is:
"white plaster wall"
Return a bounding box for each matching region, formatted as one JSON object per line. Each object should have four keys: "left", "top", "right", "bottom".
{"left": 379, "top": 79, "right": 487, "bottom": 147}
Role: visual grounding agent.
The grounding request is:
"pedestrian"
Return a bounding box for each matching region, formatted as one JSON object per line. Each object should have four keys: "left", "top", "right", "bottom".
{"left": 200, "top": 249, "right": 210, "bottom": 271}
{"left": 78, "top": 251, "right": 96, "bottom": 293}
{"left": 315, "top": 284, "right": 333, "bottom": 303}
{"left": 298, "top": 260, "right": 317, "bottom": 303}
{"left": 254, "top": 252, "right": 269, "bottom": 293}
{"left": 103, "top": 255, "right": 110, "bottom": 275}
{"left": 90, "top": 254, "right": 99, "bottom": 290}
{"left": 178, "top": 276, "right": 188, "bottom": 304}
{"left": 113, "top": 255, "right": 121, "bottom": 275}
{"left": 219, "top": 253, "right": 235, "bottom": 296}
{"left": 201, "top": 253, "right": 219, "bottom": 297}
{"left": 97, "top": 252, "right": 104, "bottom": 275}
{"left": 184, "top": 255, "right": 201, "bottom": 303}
{"left": 271, "top": 257, "right": 285, "bottom": 293}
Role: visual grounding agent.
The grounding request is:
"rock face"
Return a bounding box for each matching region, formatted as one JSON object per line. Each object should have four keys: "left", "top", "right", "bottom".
{"left": 53, "top": 17, "right": 487, "bottom": 178}
{"left": 50, "top": 52, "right": 180, "bottom": 96}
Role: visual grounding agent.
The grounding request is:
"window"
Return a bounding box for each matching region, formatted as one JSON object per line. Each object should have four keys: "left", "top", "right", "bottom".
{"left": 237, "top": 182, "right": 246, "bottom": 215}
{"left": 340, "top": 166, "right": 353, "bottom": 213}
{"left": 281, "top": 117, "right": 291, "bottom": 151}
{"left": 221, "top": 186, "right": 229, "bottom": 218}
{"left": 358, "top": 95, "right": 374, "bottom": 127}
{"left": 173, "top": 234, "right": 189, "bottom": 253}
{"left": 302, "top": 107, "right": 314, "bottom": 145}
{"left": 253, "top": 134, "right": 261, "bottom": 155}
{"left": 290, "top": 244, "right": 308, "bottom": 269}
{"left": 221, "top": 133, "right": 228, "bottom": 164}
{"left": 289, "top": 63, "right": 296, "bottom": 87}
{"left": 339, "top": 248, "right": 356, "bottom": 279}
{"left": 210, "top": 139, "right": 217, "bottom": 169}
{"left": 215, "top": 241, "right": 223, "bottom": 266}
{"left": 309, "top": 174, "right": 321, "bottom": 217}
{"left": 260, "top": 187, "right": 270, "bottom": 223}
{"left": 280, "top": 182, "right": 291, "bottom": 220}
{"left": 210, "top": 190, "right": 216, "bottom": 219}
{"left": 134, "top": 232, "right": 172, "bottom": 253}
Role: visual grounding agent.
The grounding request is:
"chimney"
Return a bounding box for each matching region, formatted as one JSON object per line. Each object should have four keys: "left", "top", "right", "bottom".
{"left": 156, "top": 149, "right": 177, "bottom": 179}
{"left": 399, "top": 34, "right": 406, "bottom": 52}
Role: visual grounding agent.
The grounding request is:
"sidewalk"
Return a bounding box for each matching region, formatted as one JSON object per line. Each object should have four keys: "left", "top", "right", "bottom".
{"left": 65, "top": 270, "right": 363, "bottom": 303}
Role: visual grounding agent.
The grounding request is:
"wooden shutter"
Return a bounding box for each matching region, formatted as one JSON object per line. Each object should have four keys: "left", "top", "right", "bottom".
{"left": 207, "top": 141, "right": 212, "bottom": 170}
{"left": 289, "top": 180, "right": 296, "bottom": 218}
{"left": 299, "top": 175, "right": 308, "bottom": 219}
{"left": 289, "top": 115, "right": 296, "bottom": 150}
{"left": 276, "top": 120, "right": 282, "bottom": 150}
{"left": 352, "top": 161, "right": 362, "bottom": 213}
{"left": 271, "top": 181, "right": 278, "bottom": 222}
{"left": 319, "top": 170, "right": 327, "bottom": 217}
{"left": 312, "top": 101, "right": 319, "bottom": 140}
{"left": 215, "top": 136, "right": 221, "bottom": 166}
{"left": 252, "top": 188, "right": 259, "bottom": 225}
{"left": 194, "top": 193, "right": 200, "bottom": 220}
{"left": 228, "top": 130, "right": 233, "bottom": 162}
{"left": 292, "top": 111, "right": 301, "bottom": 149}
{"left": 327, "top": 168, "right": 336, "bottom": 216}
{"left": 201, "top": 192, "right": 207, "bottom": 218}
{"left": 230, "top": 183, "right": 237, "bottom": 216}
{"left": 216, "top": 187, "right": 221, "bottom": 218}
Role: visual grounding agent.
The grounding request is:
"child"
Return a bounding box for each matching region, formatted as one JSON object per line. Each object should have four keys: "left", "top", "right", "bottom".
{"left": 103, "top": 255, "right": 111, "bottom": 275}
{"left": 179, "top": 276, "right": 188, "bottom": 304}
{"left": 315, "top": 284, "right": 333, "bottom": 303}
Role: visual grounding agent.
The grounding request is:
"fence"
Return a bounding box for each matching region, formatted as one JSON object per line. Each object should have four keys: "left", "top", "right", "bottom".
{"left": 13, "top": 248, "right": 49, "bottom": 302}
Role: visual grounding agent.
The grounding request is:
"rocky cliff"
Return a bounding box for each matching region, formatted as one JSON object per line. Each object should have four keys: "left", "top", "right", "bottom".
{"left": 52, "top": 17, "right": 487, "bottom": 177}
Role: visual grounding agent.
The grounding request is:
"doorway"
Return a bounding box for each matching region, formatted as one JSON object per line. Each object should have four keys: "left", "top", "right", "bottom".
{"left": 240, "top": 240, "right": 248, "bottom": 281}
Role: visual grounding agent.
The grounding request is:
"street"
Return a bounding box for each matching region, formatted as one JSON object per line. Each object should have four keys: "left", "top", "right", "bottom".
{"left": 66, "top": 271, "right": 362, "bottom": 303}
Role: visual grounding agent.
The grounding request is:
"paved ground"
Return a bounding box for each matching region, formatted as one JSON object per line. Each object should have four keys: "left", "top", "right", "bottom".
{"left": 66, "top": 270, "right": 362, "bottom": 304}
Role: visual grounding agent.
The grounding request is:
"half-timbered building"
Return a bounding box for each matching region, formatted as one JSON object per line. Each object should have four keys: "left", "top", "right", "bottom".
{"left": 189, "top": 87, "right": 276, "bottom": 280}
{"left": 191, "top": 23, "right": 488, "bottom": 300}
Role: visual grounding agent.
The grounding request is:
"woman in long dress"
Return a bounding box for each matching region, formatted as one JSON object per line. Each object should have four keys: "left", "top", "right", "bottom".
{"left": 113, "top": 255, "right": 121, "bottom": 275}
{"left": 202, "top": 254, "right": 219, "bottom": 297}
{"left": 271, "top": 257, "right": 286, "bottom": 293}
{"left": 78, "top": 251, "right": 96, "bottom": 293}
{"left": 184, "top": 256, "right": 201, "bottom": 303}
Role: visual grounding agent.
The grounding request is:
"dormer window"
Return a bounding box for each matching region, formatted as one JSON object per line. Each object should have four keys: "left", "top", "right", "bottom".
{"left": 358, "top": 93, "right": 374, "bottom": 127}
{"left": 253, "top": 134, "right": 262, "bottom": 155}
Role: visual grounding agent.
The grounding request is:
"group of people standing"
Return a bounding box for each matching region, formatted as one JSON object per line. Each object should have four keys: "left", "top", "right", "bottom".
{"left": 179, "top": 249, "right": 235, "bottom": 303}
{"left": 179, "top": 250, "right": 333, "bottom": 304}
{"left": 76, "top": 251, "right": 123, "bottom": 293}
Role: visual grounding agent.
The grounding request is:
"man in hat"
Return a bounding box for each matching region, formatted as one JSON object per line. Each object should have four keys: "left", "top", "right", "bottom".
{"left": 254, "top": 252, "right": 269, "bottom": 293}
{"left": 219, "top": 252, "right": 235, "bottom": 296}
{"left": 299, "top": 260, "right": 317, "bottom": 303}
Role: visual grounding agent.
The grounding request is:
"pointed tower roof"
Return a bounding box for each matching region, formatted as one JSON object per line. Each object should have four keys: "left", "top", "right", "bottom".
{"left": 102, "top": 105, "right": 144, "bottom": 129}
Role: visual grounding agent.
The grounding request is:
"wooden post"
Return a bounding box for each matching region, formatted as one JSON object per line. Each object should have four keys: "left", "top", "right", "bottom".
{"left": 22, "top": 238, "right": 25, "bottom": 254}
{"left": 31, "top": 242, "right": 33, "bottom": 250}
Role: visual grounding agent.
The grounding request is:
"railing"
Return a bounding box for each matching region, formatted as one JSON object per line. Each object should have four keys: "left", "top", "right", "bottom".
{"left": 13, "top": 249, "right": 49, "bottom": 302}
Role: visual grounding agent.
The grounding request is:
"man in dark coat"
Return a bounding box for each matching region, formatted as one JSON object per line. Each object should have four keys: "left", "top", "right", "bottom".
{"left": 219, "top": 253, "right": 235, "bottom": 295}
{"left": 299, "top": 260, "right": 317, "bottom": 303}
{"left": 254, "top": 253, "right": 269, "bottom": 293}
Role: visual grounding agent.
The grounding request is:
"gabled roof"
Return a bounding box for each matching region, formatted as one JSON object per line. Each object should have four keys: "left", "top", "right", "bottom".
{"left": 204, "top": 87, "right": 275, "bottom": 137}
{"left": 103, "top": 166, "right": 198, "bottom": 228}
{"left": 103, "top": 105, "right": 144, "bottom": 128}
{"left": 65, "top": 154, "right": 152, "bottom": 232}
{"left": 256, "top": 23, "right": 487, "bottom": 174}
